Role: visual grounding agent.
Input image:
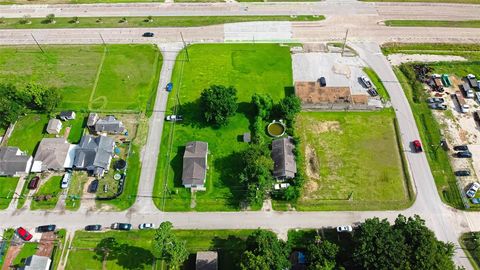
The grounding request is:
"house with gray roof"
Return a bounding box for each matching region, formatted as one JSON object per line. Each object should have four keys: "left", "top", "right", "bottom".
{"left": 92, "top": 115, "right": 125, "bottom": 135}
{"left": 0, "top": 147, "right": 32, "bottom": 176}
{"left": 59, "top": 111, "right": 76, "bottom": 121}
{"left": 87, "top": 112, "right": 99, "bottom": 127}
{"left": 46, "top": 119, "right": 62, "bottom": 135}
{"left": 20, "top": 255, "right": 51, "bottom": 270}
{"left": 182, "top": 141, "right": 208, "bottom": 189}
{"left": 271, "top": 137, "right": 297, "bottom": 180}
{"left": 73, "top": 135, "right": 115, "bottom": 177}
{"left": 196, "top": 251, "right": 218, "bottom": 270}
{"left": 32, "top": 138, "right": 75, "bottom": 172}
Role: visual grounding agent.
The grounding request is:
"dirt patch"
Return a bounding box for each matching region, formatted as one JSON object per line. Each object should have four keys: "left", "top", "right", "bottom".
{"left": 310, "top": 120, "right": 342, "bottom": 134}
{"left": 36, "top": 232, "right": 55, "bottom": 257}
{"left": 387, "top": 54, "right": 467, "bottom": 66}
{"left": 2, "top": 244, "right": 22, "bottom": 270}
{"left": 305, "top": 145, "right": 320, "bottom": 180}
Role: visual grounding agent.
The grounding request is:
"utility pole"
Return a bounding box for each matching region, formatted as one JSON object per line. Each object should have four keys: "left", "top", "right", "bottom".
{"left": 341, "top": 29, "right": 349, "bottom": 56}
{"left": 99, "top": 33, "right": 108, "bottom": 52}
{"left": 180, "top": 32, "right": 189, "bottom": 62}
{"left": 31, "top": 33, "right": 45, "bottom": 54}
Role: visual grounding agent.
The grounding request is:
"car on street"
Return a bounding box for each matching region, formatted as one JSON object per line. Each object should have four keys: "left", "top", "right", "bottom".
{"left": 165, "top": 115, "right": 183, "bottom": 122}
{"left": 412, "top": 140, "right": 423, "bottom": 153}
{"left": 360, "top": 76, "right": 372, "bottom": 88}
{"left": 61, "top": 172, "right": 72, "bottom": 189}
{"left": 454, "top": 145, "right": 469, "bottom": 151}
{"left": 455, "top": 170, "right": 471, "bottom": 177}
{"left": 457, "top": 151, "right": 473, "bottom": 158}
{"left": 166, "top": 82, "right": 173, "bottom": 92}
{"left": 28, "top": 176, "right": 40, "bottom": 190}
{"left": 142, "top": 32, "right": 154, "bottom": 37}
{"left": 111, "top": 223, "right": 132, "bottom": 231}
{"left": 89, "top": 179, "right": 99, "bottom": 193}
{"left": 85, "top": 225, "right": 102, "bottom": 231}
{"left": 318, "top": 77, "right": 326, "bottom": 87}
{"left": 428, "top": 103, "right": 447, "bottom": 110}
{"left": 138, "top": 223, "right": 155, "bottom": 230}
{"left": 466, "top": 182, "right": 480, "bottom": 198}
{"left": 16, "top": 227, "right": 32, "bottom": 241}
{"left": 36, "top": 224, "right": 56, "bottom": 233}
{"left": 336, "top": 225, "right": 353, "bottom": 233}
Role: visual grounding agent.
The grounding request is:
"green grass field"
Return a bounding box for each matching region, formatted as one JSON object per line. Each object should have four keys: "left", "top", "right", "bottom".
{"left": 0, "top": 44, "right": 161, "bottom": 112}
{"left": 7, "top": 114, "right": 49, "bottom": 154}
{"left": 0, "top": 177, "right": 19, "bottom": 209}
{"left": 381, "top": 43, "right": 480, "bottom": 61}
{"left": 294, "top": 111, "right": 410, "bottom": 211}
{"left": 30, "top": 175, "right": 63, "bottom": 210}
{"left": 385, "top": 20, "right": 480, "bottom": 28}
{"left": 66, "top": 229, "right": 254, "bottom": 270}
{"left": 12, "top": 242, "right": 39, "bottom": 267}
{"left": 0, "top": 15, "right": 324, "bottom": 29}
{"left": 153, "top": 44, "right": 293, "bottom": 211}
{"left": 65, "top": 172, "right": 88, "bottom": 211}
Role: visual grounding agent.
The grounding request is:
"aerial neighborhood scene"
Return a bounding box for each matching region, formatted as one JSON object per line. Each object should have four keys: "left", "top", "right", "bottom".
{"left": 2, "top": 0, "right": 480, "bottom": 270}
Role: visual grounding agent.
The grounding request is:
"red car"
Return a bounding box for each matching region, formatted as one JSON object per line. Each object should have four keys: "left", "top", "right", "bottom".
{"left": 412, "top": 140, "right": 423, "bottom": 153}
{"left": 16, "top": 227, "right": 33, "bottom": 241}
{"left": 28, "top": 176, "right": 40, "bottom": 190}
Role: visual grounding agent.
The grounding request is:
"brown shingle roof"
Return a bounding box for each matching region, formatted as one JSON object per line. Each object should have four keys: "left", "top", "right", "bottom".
{"left": 182, "top": 141, "right": 208, "bottom": 186}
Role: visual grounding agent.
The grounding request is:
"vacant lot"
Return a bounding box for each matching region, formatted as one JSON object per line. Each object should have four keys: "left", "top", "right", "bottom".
{"left": 66, "top": 229, "right": 253, "bottom": 270}
{"left": 295, "top": 111, "right": 410, "bottom": 210}
{"left": 0, "top": 177, "right": 19, "bottom": 209}
{"left": 0, "top": 44, "right": 161, "bottom": 112}
{"left": 382, "top": 43, "right": 480, "bottom": 61}
{"left": 30, "top": 175, "right": 63, "bottom": 210}
{"left": 154, "top": 44, "right": 292, "bottom": 211}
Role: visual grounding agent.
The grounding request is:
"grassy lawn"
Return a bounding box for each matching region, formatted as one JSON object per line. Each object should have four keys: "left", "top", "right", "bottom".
{"left": 293, "top": 110, "right": 411, "bottom": 211}
{"left": 66, "top": 229, "right": 254, "bottom": 270}
{"left": 65, "top": 172, "right": 88, "bottom": 211}
{"left": 7, "top": 114, "right": 49, "bottom": 155}
{"left": 0, "top": 16, "right": 324, "bottom": 29}
{"left": 153, "top": 44, "right": 292, "bottom": 211}
{"left": 381, "top": 43, "right": 480, "bottom": 61}
{"left": 16, "top": 176, "right": 31, "bottom": 209}
{"left": 385, "top": 20, "right": 480, "bottom": 28}
{"left": 30, "top": 175, "right": 63, "bottom": 210}
{"left": 65, "top": 113, "right": 87, "bottom": 144}
{"left": 363, "top": 67, "right": 390, "bottom": 100}
{"left": 12, "top": 242, "right": 38, "bottom": 267}
{"left": 51, "top": 229, "right": 67, "bottom": 270}
{"left": 0, "top": 44, "right": 161, "bottom": 112}
{"left": 0, "top": 177, "right": 19, "bottom": 209}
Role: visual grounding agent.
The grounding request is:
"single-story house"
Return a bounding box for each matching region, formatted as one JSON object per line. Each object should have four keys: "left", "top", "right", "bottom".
{"left": 87, "top": 112, "right": 99, "bottom": 127}
{"left": 59, "top": 111, "right": 76, "bottom": 121}
{"left": 73, "top": 135, "right": 115, "bottom": 177}
{"left": 89, "top": 115, "right": 125, "bottom": 135}
{"left": 32, "top": 138, "right": 75, "bottom": 172}
{"left": 46, "top": 119, "right": 62, "bottom": 135}
{"left": 19, "top": 255, "right": 51, "bottom": 270}
{"left": 196, "top": 251, "right": 218, "bottom": 270}
{"left": 0, "top": 147, "right": 32, "bottom": 176}
{"left": 182, "top": 141, "right": 208, "bottom": 189}
{"left": 271, "top": 137, "right": 297, "bottom": 180}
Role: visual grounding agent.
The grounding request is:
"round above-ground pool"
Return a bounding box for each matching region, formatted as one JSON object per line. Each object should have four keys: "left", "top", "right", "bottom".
{"left": 267, "top": 121, "right": 286, "bottom": 137}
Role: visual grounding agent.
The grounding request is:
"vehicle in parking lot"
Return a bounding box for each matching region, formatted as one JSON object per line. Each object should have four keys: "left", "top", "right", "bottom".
{"left": 111, "top": 223, "right": 132, "bottom": 231}
{"left": 428, "top": 103, "right": 447, "bottom": 110}
{"left": 166, "top": 115, "right": 183, "bottom": 122}
{"left": 28, "top": 176, "right": 40, "bottom": 190}
{"left": 454, "top": 145, "right": 469, "bottom": 151}
{"left": 360, "top": 76, "right": 372, "bottom": 88}
{"left": 426, "top": 97, "right": 445, "bottom": 103}
{"left": 336, "top": 225, "right": 353, "bottom": 233}
{"left": 36, "top": 224, "right": 56, "bottom": 233}
{"left": 142, "top": 32, "right": 154, "bottom": 37}
{"left": 367, "top": 88, "right": 378, "bottom": 97}
{"left": 85, "top": 225, "right": 102, "bottom": 231}
{"left": 61, "top": 172, "right": 72, "bottom": 189}
{"left": 89, "top": 179, "right": 99, "bottom": 193}
{"left": 455, "top": 170, "right": 471, "bottom": 177}
{"left": 466, "top": 182, "right": 480, "bottom": 198}
{"left": 412, "top": 140, "right": 423, "bottom": 153}
{"left": 318, "top": 77, "right": 326, "bottom": 87}
{"left": 139, "top": 223, "right": 155, "bottom": 230}
{"left": 16, "top": 227, "right": 32, "bottom": 241}
{"left": 457, "top": 151, "right": 473, "bottom": 158}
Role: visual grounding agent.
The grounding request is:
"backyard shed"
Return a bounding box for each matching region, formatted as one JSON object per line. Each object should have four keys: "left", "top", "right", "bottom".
{"left": 46, "top": 119, "right": 62, "bottom": 135}
{"left": 59, "top": 111, "right": 76, "bottom": 121}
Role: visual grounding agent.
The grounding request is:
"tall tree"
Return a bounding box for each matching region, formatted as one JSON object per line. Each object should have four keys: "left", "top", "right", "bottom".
{"left": 152, "top": 221, "right": 189, "bottom": 270}
{"left": 239, "top": 145, "right": 274, "bottom": 205}
{"left": 240, "top": 230, "right": 290, "bottom": 270}
{"left": 200, "top": 85, "right": 238, "bottom": 126}
{"left": 251, "top": 93, "right": 273, "bottom": 120}
{"left": 277, "top": 95, "right": 301, "bottom": 124}
{"left": 306, "top": 236, "right": 339, "bottom": 270}
{"left": 0, "top": 84, "right": 27, "bottom": 127}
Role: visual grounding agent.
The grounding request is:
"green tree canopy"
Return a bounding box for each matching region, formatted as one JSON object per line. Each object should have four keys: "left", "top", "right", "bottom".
{"left": 0, "top": 84, "right": 28, "bottom": 127}
{"left": 152, "top": 221, "right": 189, "bottom": 270}
{"left": 252, "top": 93, "right": 273, "bottom": 120}
{"left": 200, "top": 85, "right": 238, "bottom": 126}
{"left": 239, "top": 145, "right": 274, "bottom": 205}
{"left": 306, "top": 236, "right": 339, "bottom": 270}
{"left": 277, "top": 95, "right": 301, "bottom": 124}
{"left": 240, "top": 230, "right": 291, "bottom": 270}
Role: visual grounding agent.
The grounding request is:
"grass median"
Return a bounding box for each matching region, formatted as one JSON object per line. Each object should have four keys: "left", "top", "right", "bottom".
{"left": 385, "top": 20, "right": 480, "bottom": 28}
{"left": 0, "top": 15, "right": 324, "bottom": 29}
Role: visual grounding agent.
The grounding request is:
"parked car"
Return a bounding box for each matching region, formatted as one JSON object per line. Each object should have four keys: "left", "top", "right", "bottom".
{"left": 85, "top": 225, "right": 102, "bottom": 231}
{"left": 36, "top": 224, "right": 56, "bottom": 233}
{"left": 336, "top": 225, "right": 353, "bottom": 233}
{"left": 426, "top": 97, "right": 445, "bottom": 103}
{"left": 61, "top": 172, "right": 72, "bottom": 189}
{"left": 166, "top": 82, "right": 173, "bottom": 92}
{"left": 455, "top": 170, "right": 471, "bottom": 177}
{"left": 138, "top": 223, "right": 155, "bottom": 230}
{"left": 466, "top": 182, "right": 480, "bottom": 198}
{"left": 412, "top": 140, "right": 423, "bottom": 153}
{"left": 360, "top": 76, "right": 372, "bottom": 88}
{"left": 89, "top": 179, "right": 99, "bottom": 193}
{"left": 367, "top": 88, "right": 378, "bottom": 97}
{"left": 165, "top": 115, "right": 183, "bottom": 122}
{"left": 454, "top": 145, "right": 469, "bottom": 151}
{"left": 142, "top": 32, "right": 154, "bottom": 37}
{"left": 28, "top": 176, "right": 40, "bottom": 190}
{"left": 16, "top": 227, "right": 32, "bottom": 241}
{"left": 318, "top": 77, "right": 326, "bottom": 87}
{"left": 111, "top": 223, "right": 132, "bottom": 231}
{"left": 428, "top": 103, "right": 447, "bottom": 110}
{"left": 457, "top": 151, "right": 473, "bottom": 158}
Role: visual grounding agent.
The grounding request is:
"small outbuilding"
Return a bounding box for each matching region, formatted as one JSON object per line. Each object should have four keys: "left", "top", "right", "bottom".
{"left": 271, "top": 137, "right": 297, "bottom": 180}
{"left": 46, "top": 119, "right": 62, "bottom": 135}
{"left": 196, "top": 251, "right": 218, "bottom": 270}
{"left": 59, "top": 111, "right": 76, "bottom": 121}
{"left": 182, "top": 141, "right": 208, "bottom": 189}
{"left": 19, "top": 255, "right": 51, "bottom": 270}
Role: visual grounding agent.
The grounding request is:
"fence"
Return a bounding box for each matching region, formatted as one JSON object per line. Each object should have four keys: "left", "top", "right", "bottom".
{"left": 301, "top": 103, "right": 382, "bottom": 111}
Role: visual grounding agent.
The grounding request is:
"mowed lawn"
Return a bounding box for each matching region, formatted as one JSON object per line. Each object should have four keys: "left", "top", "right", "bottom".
{"left": 295, "top": 111, "right": 410, "bottom": 211}
{"left": 154, "top": 44, "right": 293, "bottom": 211}
{"left": 0, "top": 44, "right": 161, "bottom": 112}
{"left": 66, "top": 230, "right": 253, "bottom": 270}
{"left": 0, "top": 177, "right": 19, "bottom": 209}
{"left": 30, "top": 175, "right": 63, "bottom": 210}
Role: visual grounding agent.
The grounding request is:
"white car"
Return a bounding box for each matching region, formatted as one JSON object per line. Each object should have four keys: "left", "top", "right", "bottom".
{"left": 359, "top": 76, "right": 372, "bottom": 88}
{"left": 61, "top": 172, "right": 72, "bottom": 189}
{"left": 138, "top": 223, "right": 155, "bottom": 230}
{"left": 336, "top": 225, "right": 353, "bottom": 233}
{"left": 466, "top": 182, "right": 480, "bottom": 198}
{"left": 165, "top": 115, "right": 183, "bottom": 122}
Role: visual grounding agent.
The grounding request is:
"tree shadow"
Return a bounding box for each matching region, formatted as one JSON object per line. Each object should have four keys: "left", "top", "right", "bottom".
{"left": 177, "top": 100, "right": 208, "bottom": 129}
{"left": 170, "top": 146, "right": 185, "bottom": 188}
{"left": 284, "top": 86, "right": 295, "bottom": 96}
{"left": 212, "top": 235, "right": 247, "bottom": 270}
{"left": 93, "top": 237, "right": 154, "bottom": 270}
{"left": 213, "top": 151, "right": 246, "bottom": 208}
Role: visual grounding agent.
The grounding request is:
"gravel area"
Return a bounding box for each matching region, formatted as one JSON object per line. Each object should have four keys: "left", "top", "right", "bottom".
{"left": 387, "top": 54, "right": 467, "bottom": 66}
